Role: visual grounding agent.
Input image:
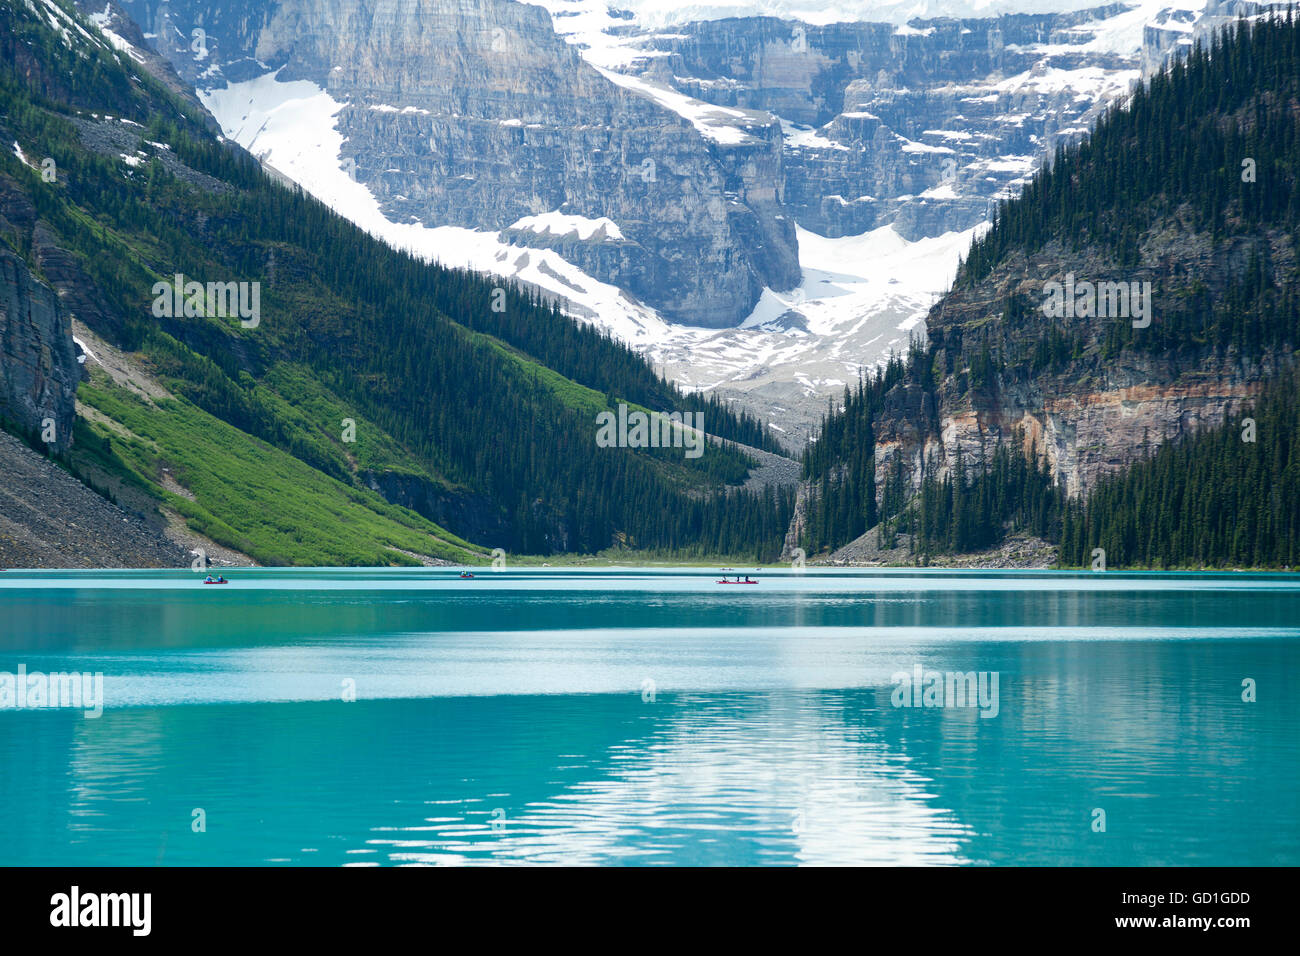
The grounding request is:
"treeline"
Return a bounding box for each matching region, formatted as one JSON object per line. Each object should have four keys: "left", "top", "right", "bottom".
{"left": 800, "top": 347, "right": 928, "bottom": 554}
{"left": 901, "top": 442, "right": 1063, "bottom": 557}
{"left": 804, "top": 370, "right": 1299, "bottom": 568}
{"left": 803, "top": 391, "right": 1063, "bottom": 559}
{"left": 961, "top": 11, "right": 1300, "bottom": 368}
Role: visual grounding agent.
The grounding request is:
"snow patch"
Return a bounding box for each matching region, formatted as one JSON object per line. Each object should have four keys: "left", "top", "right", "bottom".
{"left": 509, "top": 213, "right": 625, "bottom": 242}
{"left": 595, "top": 68, "right": 764, "bottom": 145}
{"left": 73, "top": 335, "right": 100, "bottom": 366}
{"left": 782, "top": 120, "right": 848, "bottom": 151}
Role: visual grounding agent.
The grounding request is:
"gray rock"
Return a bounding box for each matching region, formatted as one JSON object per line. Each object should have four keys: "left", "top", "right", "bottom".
{"left": 0, "top": 431, "right": 186, "bottom": 568}
{"left": 117, "top": 0, "right": 803, "bottom": 327}
{"left": 638, "top": 9, "right": 1139, "bottom": 240}
{"left": 0, "top": 248, "right": 79, "bottom": 455}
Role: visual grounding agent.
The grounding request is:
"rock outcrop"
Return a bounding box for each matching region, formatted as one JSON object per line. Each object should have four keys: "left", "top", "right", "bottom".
{"left": 869, "top": 223, "right": 1296, "bottom": 500}
{"left": 0, "top": 241, "right": 79, "bottom": 456}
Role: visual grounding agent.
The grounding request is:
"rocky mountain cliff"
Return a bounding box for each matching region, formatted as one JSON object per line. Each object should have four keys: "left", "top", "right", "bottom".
{"left": 875, "top": 233, "right": 1288, "bottom": 502}
{"left": 0, "top": 208, "right": 81, "bottom": 456}
{"left": 544, "top": 0, "right": 1210, "bottom": 240}
{"left": 625, "top": 8, "right": 1130, "bottom": 240}
{"left": 112, "top": 0, "right": 801, "bottom": 327}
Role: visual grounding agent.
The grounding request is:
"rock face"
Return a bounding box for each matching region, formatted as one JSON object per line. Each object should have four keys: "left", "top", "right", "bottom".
{"left": 868, "top": 221, "right": 1296, "bottom": 501}
{"left": 0, "top": 243, "right": 79, "bottom": 456}
{"left": 115, "top": 0, "right": 802, "bottom": 327}
{"left": 631, "top": 7, "right": 1143, "bottom": 240}
{"left": 916, "top": 367, "right": 1267, "bottom": 500}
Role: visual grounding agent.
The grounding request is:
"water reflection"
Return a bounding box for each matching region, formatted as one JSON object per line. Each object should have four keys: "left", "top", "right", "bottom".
{"left": 1, "top": 570, "right": 1297, "bottom": 866}
{"left": 364, "top": 692, "right": 971, "bottom": 866}
{"left": 3, "top": 640, "right": 1295, "bottom": 866}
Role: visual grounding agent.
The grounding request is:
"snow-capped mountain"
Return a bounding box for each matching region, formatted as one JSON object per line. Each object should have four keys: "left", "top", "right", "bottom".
{"left": 92, "top": 0, "right": 1228, "bottom": 444}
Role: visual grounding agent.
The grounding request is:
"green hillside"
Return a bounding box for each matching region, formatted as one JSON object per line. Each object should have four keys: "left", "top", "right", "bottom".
{"left": 0, "top": 0, "right": 794, "bottom": 564}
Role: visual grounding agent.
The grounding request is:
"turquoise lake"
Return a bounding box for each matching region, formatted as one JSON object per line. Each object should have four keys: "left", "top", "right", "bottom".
{"left": 0, "top": 568, "right": 1297, "bottom": 866}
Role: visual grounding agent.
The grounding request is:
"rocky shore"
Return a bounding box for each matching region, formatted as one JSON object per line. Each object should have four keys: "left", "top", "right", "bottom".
{"left": 826, "top": 526, "right": 1059, "bottom": 569}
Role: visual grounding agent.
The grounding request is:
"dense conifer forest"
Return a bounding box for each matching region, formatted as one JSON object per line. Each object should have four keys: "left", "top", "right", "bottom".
{"left": 801, "top": 14, "right": 1300, "bottom": 567}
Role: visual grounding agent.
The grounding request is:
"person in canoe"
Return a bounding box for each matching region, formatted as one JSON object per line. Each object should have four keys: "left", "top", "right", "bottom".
{"left": 459, "top": 570, "right": 475, "bottom": 579}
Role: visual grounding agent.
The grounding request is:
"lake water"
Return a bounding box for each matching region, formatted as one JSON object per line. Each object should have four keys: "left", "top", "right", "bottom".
{"left": 1, "top": 568, "right": 1297, "bottom": 866}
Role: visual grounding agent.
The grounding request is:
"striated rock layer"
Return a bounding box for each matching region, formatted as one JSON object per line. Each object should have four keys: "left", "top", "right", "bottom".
{"left": 618, "top": 6, "right": 1147, "bottom": 241}
{"left": 870, "top": 226, "right": 1297, "bottom": 500}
